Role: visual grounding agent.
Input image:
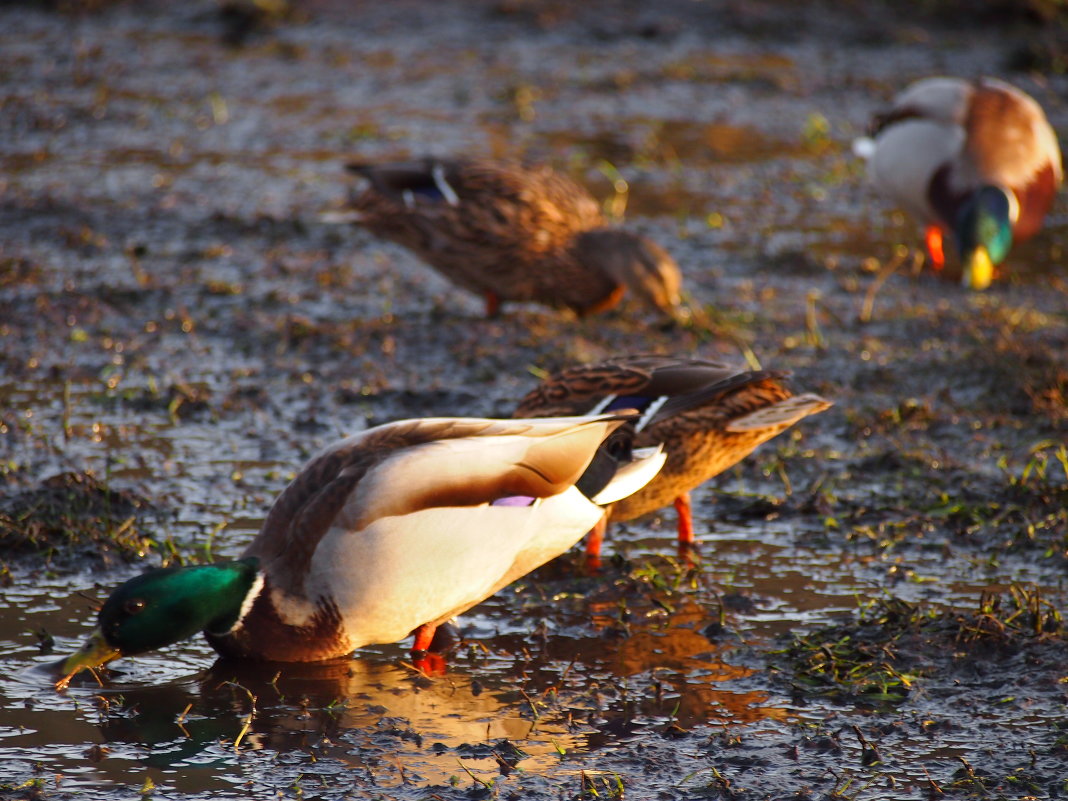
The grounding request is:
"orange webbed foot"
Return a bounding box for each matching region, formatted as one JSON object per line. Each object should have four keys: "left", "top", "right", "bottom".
{"left": 409, "top": 622, "right": 459, "bottom": 676}
{"left": 410, "top": 651, "right": 447, "bottom": 676}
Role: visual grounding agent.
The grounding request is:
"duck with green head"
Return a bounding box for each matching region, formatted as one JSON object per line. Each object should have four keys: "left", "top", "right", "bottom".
{"left": 854, "top": 76, "right": 1062, "bottom": 289}
{"left": 56, "top": 414, "right": 666, "bottom": 688}
{"left": 514, "top": 355, "right": 832, "bottom": 565}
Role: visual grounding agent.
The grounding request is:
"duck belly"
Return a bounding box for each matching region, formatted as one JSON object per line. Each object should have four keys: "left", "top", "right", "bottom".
{"left": 310, "top": 492, "right": 603, "bottom": 648}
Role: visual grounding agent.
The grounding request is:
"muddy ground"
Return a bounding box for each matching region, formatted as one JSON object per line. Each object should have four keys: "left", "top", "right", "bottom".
{"left": 1, "top": 1, "right": 1067, "bottom": 799}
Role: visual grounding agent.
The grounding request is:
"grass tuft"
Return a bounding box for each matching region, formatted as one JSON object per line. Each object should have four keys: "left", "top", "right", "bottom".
{"left": 0, "top": 471, "right": 159, "bottom": 566}
{"left": 771, "top": 586, "right": 1065, "bottom": 704}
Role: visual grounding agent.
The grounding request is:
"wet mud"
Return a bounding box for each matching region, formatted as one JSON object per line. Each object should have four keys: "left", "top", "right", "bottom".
{"left": 1, "top": 1, "right": 1067, "bottom": 799}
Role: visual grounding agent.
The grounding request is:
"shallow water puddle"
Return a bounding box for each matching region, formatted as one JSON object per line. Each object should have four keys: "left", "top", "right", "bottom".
{"left": 1, "top": 365, "right": 1065, "bottom": 797}
{"left": 1, "top": 507, "right": 1063, "bottom": 797}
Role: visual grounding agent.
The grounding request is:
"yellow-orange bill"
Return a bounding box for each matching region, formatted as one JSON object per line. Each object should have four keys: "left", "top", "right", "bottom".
{"left": 54, "top": 628, "right": 120, "bottom": 691}
{"left": 963, "top": 245, "right": 994, "bottom": 290}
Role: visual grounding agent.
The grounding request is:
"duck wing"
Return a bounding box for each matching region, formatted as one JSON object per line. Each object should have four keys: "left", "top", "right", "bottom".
{"left": 347, "top": 157, "right": 604, "bottom": 248}
{"left": 242, "top": 414, "right": 661, "bottom": 649}
{"left": 516, "top": 355, "right": 785, "bottom": 428}
{"left": 244, "top": 415, "right": 636, "bottom": 596}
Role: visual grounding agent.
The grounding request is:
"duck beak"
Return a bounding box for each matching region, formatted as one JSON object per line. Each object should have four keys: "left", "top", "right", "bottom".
{"left": 55, "top": 628, "right": 120, "bottom": 691}
{"left": 962, "top": 245, "right": 994, "bottom": 291}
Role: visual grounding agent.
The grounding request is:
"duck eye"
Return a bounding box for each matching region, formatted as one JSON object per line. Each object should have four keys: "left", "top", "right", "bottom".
{"left": 123, "top": 598, "right": 146, "bottom": 615}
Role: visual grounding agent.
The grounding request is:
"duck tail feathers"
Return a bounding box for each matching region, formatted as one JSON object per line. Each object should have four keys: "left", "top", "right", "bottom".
{"left": 588, "top": 444, "right": 666, "bottom": 506}
{"left": 725, "top": 394, "right": 833, "bottom": 432}
{"left": 852, "top": 136, "right": 876, "bottom": 160}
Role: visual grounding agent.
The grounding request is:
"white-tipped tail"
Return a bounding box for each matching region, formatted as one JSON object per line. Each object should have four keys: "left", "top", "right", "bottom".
{"left": 590, "top": 444, "right": 666, "bottom": 506}
{"left": 852, "top": 136, "right": 876, "bottom": 160}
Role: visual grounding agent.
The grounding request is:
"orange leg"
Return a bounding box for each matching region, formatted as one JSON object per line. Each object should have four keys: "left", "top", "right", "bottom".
{"left": 674, "top": 493, "right": 694, "bottom": 546}
{"left": 584, "top": 514, "right": 608, "bottom": 571}
{"left": 675, "top": 493, "right": 700, "bottom": 563}
{"left": 924, "top": 225, "right": 945, "bottom": 271}
{"left": 411, "top": 651, "right": 446, "bottom": 675}
{"left": 411, "top": 623, "right": 437, "bottom": 653}
{"left": 484, "top": 291, "right": 501, "bottom": 318}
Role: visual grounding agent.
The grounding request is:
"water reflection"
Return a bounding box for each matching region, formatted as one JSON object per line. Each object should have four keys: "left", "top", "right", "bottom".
{"left": 1, "top": 587, "right": 789, "bottom": 795}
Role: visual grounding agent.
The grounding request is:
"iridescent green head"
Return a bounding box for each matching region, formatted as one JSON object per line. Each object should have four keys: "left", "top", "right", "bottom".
{"left": 956, "top": 186, "right": 1014, "bottom": 290}
{"left": 56, "top": 559, "right": 261, "bottom": 689}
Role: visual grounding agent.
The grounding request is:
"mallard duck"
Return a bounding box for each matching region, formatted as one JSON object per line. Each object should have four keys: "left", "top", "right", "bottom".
{"left": 328, "top": 157, "right": 687, "bottom": 321}
{"left": 56, "top": 415, "right": 666, "bottom": 688}
{"left": 853, "top": 77, "right": 1062, "bottom": 289}
{"left": 514, "top": 356, "right": 832, "bottom": 561}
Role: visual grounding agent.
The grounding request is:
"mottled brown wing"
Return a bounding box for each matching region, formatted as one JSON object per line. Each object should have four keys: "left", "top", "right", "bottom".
{"left": 456, "top": 158, "right": 605, "bottom": 249}
{"left": 649, "top": 370, "right": 790, "bottom": 428}
{"left": 348, "top": 157, "right": 602, "bottom": 251}
{"left": 515, "top": 362, "right": 656, "bottom": 417}
{"left": 515, "top": 355, "right": 757, "bottom": 420}
{"left": 654, "top": 375, "right": 794, "bottom": 434}
{"left": 346, "top": 157, "right": 607, "bottom": 302}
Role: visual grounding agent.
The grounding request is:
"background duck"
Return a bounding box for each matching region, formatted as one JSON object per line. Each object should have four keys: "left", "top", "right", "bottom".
{"left": 514, "top": 356, "right": 832, "bottom": 564}
{"left": 328, "top": 156, "right": 687, "bottom": 321}
{"left": 853, "top": 76, "right": 1062, "bottom": 289}
{"left": 56, "top": 414, "right": 665, "bottom": 688}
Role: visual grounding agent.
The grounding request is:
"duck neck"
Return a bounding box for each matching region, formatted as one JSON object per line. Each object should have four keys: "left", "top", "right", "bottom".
{"left": 210, "top": 560, "right": 266, "bottom": 635}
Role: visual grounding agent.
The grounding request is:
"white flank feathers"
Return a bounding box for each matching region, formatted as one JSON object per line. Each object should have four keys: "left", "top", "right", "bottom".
{"left": 314, "top": 489, "right": 605, "bottom": 647}
{"left": 284, "top": 414, "right": 665, "bottom": 649}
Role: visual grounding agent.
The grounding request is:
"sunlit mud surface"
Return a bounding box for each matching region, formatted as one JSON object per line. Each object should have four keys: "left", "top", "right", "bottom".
{"left": 1, "top": 1, "right": 1067, "bottom": 799}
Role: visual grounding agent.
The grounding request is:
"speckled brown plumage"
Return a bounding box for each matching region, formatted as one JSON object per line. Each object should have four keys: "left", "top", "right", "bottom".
{"left": 515, "top": 355, "right": 833, "bottom": 549}
{"left": 341, "top": 157, "right": 685, "bottom": 319}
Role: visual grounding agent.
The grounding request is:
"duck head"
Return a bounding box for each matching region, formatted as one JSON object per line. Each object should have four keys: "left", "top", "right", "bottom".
{"left": 56, "top": 559, "right": 262, "bottom": 689}
{"left": 955, "top": 186, "right": 1015, "bottom": 291}
{"left": 573, "top": 230, "right": 688, "bottom": 323}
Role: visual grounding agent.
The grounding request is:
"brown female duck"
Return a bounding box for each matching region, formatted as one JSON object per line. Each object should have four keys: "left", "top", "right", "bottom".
{"left": 333, "top": 157, "right": 686, "bottom": 320}
{"left": 515, "top": 356, "right": 832, "bottom": 562}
